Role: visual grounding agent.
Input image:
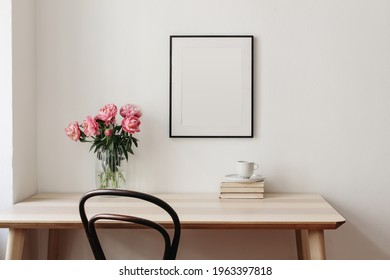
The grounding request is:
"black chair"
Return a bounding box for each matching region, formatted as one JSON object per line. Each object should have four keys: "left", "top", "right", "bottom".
{"left": 79, "top": 189, "right": 181, "bottom": 260}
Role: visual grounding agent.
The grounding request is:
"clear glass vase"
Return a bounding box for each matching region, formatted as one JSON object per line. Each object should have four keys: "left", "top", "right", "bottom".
{"left": 95, "top": 147, "right": 127, "bottom": 189}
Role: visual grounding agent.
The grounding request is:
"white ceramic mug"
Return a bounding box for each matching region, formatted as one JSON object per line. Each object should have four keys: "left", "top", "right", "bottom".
{"left": 236, "top": 161, "right": 259, "bottom": 179}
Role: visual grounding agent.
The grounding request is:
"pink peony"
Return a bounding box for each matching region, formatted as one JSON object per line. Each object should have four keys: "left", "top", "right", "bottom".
{"left": 104, "top": 129, "right": 112, "bottom": 137}
{"left": 82, "top": 116, "right": 99, "bottom": 137}
{"left": 122, "top": 116, "right": 141, "bottom": 134}
{"left": 120, "top": 104, "right": 142, "bottom": 118}
{"left": 96, "top": 104, "right": 117, "bottom": 124}
{"left": 64, "top": 121, "right": 81, "bottom": 141}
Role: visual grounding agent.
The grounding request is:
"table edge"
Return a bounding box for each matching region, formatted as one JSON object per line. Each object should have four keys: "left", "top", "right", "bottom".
{"left": 0, "top": 220, "right": 345, "bottom": 230}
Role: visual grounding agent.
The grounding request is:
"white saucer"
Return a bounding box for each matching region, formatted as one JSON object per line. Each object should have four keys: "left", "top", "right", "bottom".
{"left": 223, "top": 174, "right": 265, "bottom": 183}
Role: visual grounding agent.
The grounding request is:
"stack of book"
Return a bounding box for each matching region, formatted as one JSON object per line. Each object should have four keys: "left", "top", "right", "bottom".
{"left": 219, "top": 179, "right": 265, "bottom": 199}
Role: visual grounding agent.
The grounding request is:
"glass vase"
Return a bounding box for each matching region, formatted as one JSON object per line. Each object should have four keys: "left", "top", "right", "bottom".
{"left": 95, "top": 147, "right": 127, "bottom": 189}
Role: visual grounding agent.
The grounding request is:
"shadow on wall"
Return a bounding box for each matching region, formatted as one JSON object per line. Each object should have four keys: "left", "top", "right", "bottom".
{"left": 34, "top": 229, "right": 297, "bottom": 260}
{"left": 178, "top": 229, "right": 297, "bottom": 260}
{"left": 20, "top": 226, "right": 390, "bottom": 260}
{"left": 326, "top": 218, "right": 389, "bottom": 260}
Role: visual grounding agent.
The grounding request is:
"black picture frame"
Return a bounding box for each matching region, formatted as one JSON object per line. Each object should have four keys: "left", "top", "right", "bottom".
{"left": 169, "top": 35, "right": 254, "bottom": 138}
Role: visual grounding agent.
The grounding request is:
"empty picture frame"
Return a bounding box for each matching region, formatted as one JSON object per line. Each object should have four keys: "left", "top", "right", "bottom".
{"left": 169, "top": 35, "right": 254, "bottom": 138}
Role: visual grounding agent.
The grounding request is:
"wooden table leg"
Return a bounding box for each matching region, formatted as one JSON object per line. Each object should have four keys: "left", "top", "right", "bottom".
{"left": 47, "top": 229, "right": 60, "bottom": 260}
{"left": 295, "top": 229, "right": 309, "bottom": 260}
{"left": 5, "top": 228, "right": 26, "bottom": 260}
{"left": 307, "top": 229, "right": 326, "bottom": 260}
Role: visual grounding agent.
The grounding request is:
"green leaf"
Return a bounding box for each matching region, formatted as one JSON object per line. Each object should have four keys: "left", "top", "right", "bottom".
{"left": 127, "top": 138, "right": 132, "bottom": 148}
{"left": 132, "top": 137, "right": 138, "bottom": 147}
{"left": 93, "top": 142, "right": 103, "bottom": 153}
{"left": 124, "top": 150, "right": 129, "bottom": 161}
{"left": 89, "top": 141, "right": 98, "bottom": 152}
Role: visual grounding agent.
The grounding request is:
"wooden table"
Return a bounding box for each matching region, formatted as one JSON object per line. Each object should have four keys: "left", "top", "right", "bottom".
{"left": 0, "top": 192, "right": 345, "bottom": 260}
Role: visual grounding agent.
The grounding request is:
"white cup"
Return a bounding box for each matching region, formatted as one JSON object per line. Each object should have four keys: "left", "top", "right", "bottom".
{"left": 236, "top": 161, "right": 259, "bottom": 179}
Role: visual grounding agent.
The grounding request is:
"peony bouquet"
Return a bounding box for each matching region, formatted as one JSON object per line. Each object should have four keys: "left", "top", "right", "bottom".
{"left": 65, "top": 103, "right": 142, "bottom": 188}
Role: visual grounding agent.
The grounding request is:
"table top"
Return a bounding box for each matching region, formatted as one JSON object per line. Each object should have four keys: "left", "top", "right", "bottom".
{"left": 0, "top": 192, "right": 345, "bottom": 230}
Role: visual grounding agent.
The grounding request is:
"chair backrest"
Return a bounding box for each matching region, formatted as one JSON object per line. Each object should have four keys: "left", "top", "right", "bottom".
{"left": 79, "top": 189, "right": 181, "bottom": 260}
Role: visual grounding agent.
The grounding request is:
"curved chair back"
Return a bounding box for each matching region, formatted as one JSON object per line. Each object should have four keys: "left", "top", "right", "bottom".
{"left": 79, "top": 189, "right": 181, "bottom": 260}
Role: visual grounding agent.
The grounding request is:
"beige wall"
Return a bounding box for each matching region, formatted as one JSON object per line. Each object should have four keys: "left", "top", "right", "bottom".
{"left": 12, "top": 0, "right": 38, "bottom": 203}
{"left": 0, "top": 0, "right": 13, "bottom": 260}
{"left": 0, "top": 0, "right": 38, "bottom": 259}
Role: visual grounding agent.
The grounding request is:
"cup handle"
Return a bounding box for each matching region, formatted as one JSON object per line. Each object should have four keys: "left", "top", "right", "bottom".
{"left": 254, "top": 163, "right": 259, "bottom": 170}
